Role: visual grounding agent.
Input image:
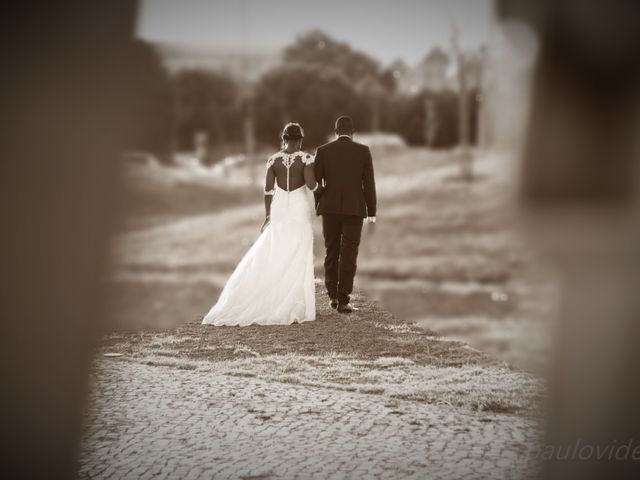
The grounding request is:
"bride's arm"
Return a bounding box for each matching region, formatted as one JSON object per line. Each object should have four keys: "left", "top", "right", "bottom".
{"left": 303, "top": 153, "right": 319, "bottom": 192}
{"left": 262, "top": 157, "right": 276, "bottom": 232}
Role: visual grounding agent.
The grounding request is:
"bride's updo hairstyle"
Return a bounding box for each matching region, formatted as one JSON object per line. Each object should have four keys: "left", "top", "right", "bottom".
{"left": 281, "top": 122, "right": 304, "bottom": 149}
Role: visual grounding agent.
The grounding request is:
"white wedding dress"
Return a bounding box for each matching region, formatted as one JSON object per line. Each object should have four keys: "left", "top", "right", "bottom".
{"left": 202, "top": 151, "right": 316, "bottom": 326}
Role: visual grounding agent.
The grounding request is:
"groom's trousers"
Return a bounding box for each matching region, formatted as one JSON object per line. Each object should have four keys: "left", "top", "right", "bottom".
{"left": 322, "top": 214, "right": 363, "bottom": 305}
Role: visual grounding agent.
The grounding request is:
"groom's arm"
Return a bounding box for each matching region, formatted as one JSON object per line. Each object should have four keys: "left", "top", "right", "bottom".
{"left": 313, "top": 148, "right": 325, "bottom": 202}
{"left": 363, "top": 146, "right": 377, "bottom": 218}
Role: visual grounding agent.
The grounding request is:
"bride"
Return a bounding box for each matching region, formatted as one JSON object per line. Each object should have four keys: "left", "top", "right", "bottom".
{"left": 202, "top": 123, "right": 320, "bottom": 326}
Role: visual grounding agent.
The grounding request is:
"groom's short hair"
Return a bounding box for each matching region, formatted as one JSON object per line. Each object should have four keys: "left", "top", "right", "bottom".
{"left": 335, "top": 116, "right": 354, "bottom": 135}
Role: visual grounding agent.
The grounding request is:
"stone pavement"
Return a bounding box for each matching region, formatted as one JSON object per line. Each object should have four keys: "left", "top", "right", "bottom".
{"left": 78, "top": 359, "right": 540, "bottom": 479}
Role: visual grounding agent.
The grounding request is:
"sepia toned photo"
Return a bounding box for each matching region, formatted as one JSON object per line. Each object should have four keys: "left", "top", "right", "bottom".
{"left": 2, "top": 1, "right": 640, "bottom": 479}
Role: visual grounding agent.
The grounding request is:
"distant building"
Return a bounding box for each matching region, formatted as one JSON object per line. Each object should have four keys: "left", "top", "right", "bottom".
{"left": 459, "top": 47, "right": 486, "bottom": 93}
{"left": 417, "top": 47, "right": 451, "bottom": 92}
{"left": 390, "top": 46, "right": 485, "bottom": 95}
{"left": 153, "top": 42, "right": 281, "bottom": 81}
{"left": 389, "top": 58, "right": 413, "bottom": 93}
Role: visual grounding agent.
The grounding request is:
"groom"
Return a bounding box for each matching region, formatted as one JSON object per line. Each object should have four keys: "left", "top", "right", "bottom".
{"left": 314, "top": 116, "right": 377, "bottom": 313}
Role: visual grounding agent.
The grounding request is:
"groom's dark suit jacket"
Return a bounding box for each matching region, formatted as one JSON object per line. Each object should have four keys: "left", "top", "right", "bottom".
{"left": 313, "top": 137, "right": 377, "bottom": 217}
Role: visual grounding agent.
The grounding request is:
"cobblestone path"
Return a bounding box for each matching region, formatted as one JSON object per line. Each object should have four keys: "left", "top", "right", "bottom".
{"left": 78, "top": 359, "right": 540, "bottom": 479}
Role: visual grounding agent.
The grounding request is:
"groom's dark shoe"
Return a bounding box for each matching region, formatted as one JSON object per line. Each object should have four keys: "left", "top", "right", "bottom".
{"left": 329, "top": 298, "right": 338, "bottom": 309}
{"left": 337, "top": 303, "right": 358, "bottom": 314}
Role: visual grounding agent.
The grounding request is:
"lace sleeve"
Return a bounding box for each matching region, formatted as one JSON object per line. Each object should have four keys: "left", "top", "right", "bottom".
{"left": 264, "top": 155, "right": 277, "bottom": 195}
{"left": 302, "top": 153, "right": 315, "bottom": 166}
{"left": 303, "top": 154, "right": 318, "bottom": 191}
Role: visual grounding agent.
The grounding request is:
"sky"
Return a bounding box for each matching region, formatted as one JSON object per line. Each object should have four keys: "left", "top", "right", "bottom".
{"left": 137, "top": 0, "right": 495, "bottom": 66}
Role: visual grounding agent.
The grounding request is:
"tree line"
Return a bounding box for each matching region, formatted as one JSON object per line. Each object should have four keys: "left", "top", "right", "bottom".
{"left": 125, "top": 31, "right": 481, "bottom": 162}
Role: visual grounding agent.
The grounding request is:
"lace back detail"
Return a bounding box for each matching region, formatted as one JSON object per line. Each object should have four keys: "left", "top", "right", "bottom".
{"left": 281, "top": 152, "right": 297, "bottom": 169}
{"left": 267, "top": 150, "right": 314, "bottom": 193}
{"left": 280, "top": 151, "right": 307, "bottom": 192}
{"left": 283, "top": 152, "right": 296, "bottom": 192}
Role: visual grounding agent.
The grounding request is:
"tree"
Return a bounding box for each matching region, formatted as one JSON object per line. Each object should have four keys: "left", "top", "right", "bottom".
{"left": 284, "top": 30, "right": 388, "bottom": 87}
{"left": 390, "top": 89, "right": 461, "bottom": 148}
{"left": 279, "top": 30, "right": 395, "bottom": 134}
{"left": 171, "top": 70, "right": 240, "bottom": 151}
{"left": 124, "top": 40, "right": 173, "bottom": 156}
{"left": 254, "top": 64, "right": 358, "bottom": 148}
{"left": 255, "top": 29, "right": 487, "bottom": 148}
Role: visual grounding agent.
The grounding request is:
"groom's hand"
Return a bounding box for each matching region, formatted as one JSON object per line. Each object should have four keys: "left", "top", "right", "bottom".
{"left": 365, "top": 216, "right": 376, "bottom": 234}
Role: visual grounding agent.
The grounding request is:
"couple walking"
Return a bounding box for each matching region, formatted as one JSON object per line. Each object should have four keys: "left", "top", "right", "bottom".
{"left": 202, "top": 116, "right": 376, "bottom": 326}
